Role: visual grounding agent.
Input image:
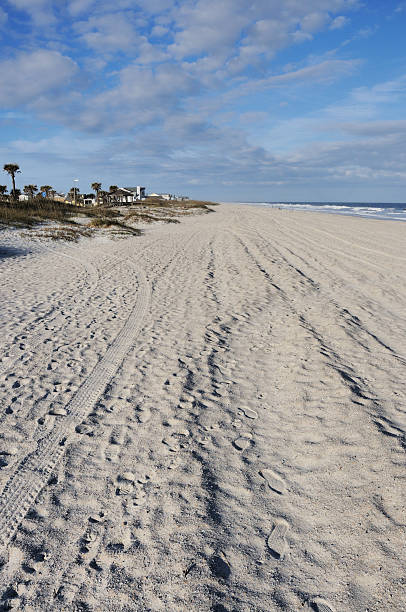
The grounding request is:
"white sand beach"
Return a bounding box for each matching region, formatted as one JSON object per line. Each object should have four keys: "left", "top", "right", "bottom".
{"left": 0, "top": 204, "right": 405, "bottom": 611}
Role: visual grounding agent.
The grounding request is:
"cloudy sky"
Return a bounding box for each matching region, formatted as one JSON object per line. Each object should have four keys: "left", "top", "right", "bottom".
{"left": 1, "top": 1, "right": 405, "bottom": 202}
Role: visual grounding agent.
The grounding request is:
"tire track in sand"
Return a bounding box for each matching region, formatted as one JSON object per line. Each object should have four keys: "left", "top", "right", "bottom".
{"left": 0, "top": 261, "right": 150, "bottom": 549}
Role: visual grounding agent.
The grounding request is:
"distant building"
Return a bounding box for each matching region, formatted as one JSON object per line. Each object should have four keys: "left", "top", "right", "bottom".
{"left": 83, "top": 194, "right": 97, "bottom": 206}
{"left": 108, "top": 186, "right": 146, "bottom": 205}
{"left": 124, "top": 186, "right": 146, "bottom": 200}
{"left": 148, "top": 193, "right": 172, "bottom": 200}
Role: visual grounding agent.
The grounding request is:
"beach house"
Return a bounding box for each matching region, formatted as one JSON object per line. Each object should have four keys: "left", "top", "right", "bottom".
{"left": 124, "top": 186, "right": 146, "bottom": 200}
{"left": 108, "top": 186, "right": 146, "bottom": 205}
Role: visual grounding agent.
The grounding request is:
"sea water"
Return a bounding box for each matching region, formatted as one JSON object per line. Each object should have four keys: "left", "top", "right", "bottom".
{"left": 231, "top": 201, "right": 406, "bottom": 222}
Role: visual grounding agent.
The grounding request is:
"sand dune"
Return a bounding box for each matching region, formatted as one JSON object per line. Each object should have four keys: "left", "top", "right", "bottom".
{"left": 0, "top": 204, "right": 405, "bottom": 611}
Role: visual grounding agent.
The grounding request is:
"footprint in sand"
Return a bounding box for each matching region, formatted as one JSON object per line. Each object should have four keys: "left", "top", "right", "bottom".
{"left": 109, "top": 426, "right": 125, "bottom": 446}
{"left": 267, "top": 518, "right": 289, "bottom": 560}
{"left": 137, "top": 406, "right": 151, "bottom": 423}
{"left": 49, "top": 405, "right": 68, "bottom": 416}
{"left": 81, "top": 530, "right": 99, "bottom": 554}
{"left": 233, "top": 433, "right": 252, "bottom": 451}
{"left": 132, "top": 486, "right": 146, "bottom": 506}
{"left": 162, "top": 437, "right": 181, "bottom": 452}
{"left": 75, "top": 423, "right": 93, "bottom": 435}
{"left": 241, "top": 408, "right": 258, "bottom": 419}
{"left": 208, "top": 552, "right": 231, "bottom": 580}
{"left": 116, "top": 473, "right": 135, "bottom": 496}
{"left": 0, "top": 442, "right": 18, "bottom": 458}
{"left": 107, "top": 526, "right": 132, "bottom": 552}
{"left": 24, "top": 550, "right": 49, "bottom": 574}
{"left": 311, "top": 597, "right": 336, "bottom": 612}
{"left": 120, "top": 471, "right": 135, "bottom": 483}
{"left": 197, "top": 436, "right": 210, "bottom": 446}
{"left": 3, "top": 583, "right": 26, "bottom": 609}
{"left": 260, "top": 469, "right": 286, "bottom": 495}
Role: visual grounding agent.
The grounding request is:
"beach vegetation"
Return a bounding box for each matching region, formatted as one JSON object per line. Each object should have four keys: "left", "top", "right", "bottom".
{"left": 125, "top": 211, "right": 180, "bottom": 224}
{"left": 3, "top": 164, "right": 21, "bottom": 200}
{"left": 0, "top": 198, "right": 75, "bottom": 227}
{"left": 39, "top": 185, "right": 54, "bottom": 198}
{"left": 0, "top": 173, "right": 217, "bottom": 242}
{"left": 23, "top": 185, "right": 38, "bottom": 199}
{"left": 141, "top": 197, "right": 217, "bottom": 211}
{"left": 91, "top": 182, "right": 102, "bottom": 204}
{"left": 21, "top": 226, "right": 95, "bottom": 242}
{"left": 87, "top": 216, "right": 141, "bottom": 235}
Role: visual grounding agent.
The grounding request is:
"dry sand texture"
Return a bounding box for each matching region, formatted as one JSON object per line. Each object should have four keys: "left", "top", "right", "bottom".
{"left": 0, "top": 204, "right": 405, "bottom": 611}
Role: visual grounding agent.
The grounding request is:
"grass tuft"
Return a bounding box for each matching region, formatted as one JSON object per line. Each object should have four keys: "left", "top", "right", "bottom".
{"left": 0, "top": 196, "right": 217, "bottom": 241}
{"left": 20, "top": 226, "right": 95, "bottom": 242}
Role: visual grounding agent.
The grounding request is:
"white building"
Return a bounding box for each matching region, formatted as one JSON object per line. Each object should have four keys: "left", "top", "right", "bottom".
{"left": 148, "top": 193, "right": 172, "bottom": 200}
{"left": 124, "top": 186, "right": 146, "bottom": 200}
{"left": 108, "top": 186, "right": 146, "bottom": 205}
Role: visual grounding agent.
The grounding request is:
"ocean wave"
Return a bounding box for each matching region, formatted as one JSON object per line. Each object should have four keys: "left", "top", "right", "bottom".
{"left": 229, "top": 201, "right": 406, "bottom": 222}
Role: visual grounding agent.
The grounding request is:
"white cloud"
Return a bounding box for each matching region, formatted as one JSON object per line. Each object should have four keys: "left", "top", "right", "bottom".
{"left": 150, "top": 25, "right": 169, "bottom": 38}
{"left": 233, "top": 59, "right": 361, "bottom": 99}
{"left": 0, "top": 50, "right": 78, "bottom": 106}
{"left": 75, "top": 13, "right": 139, "bottom": 52}
{"left": 300, "top": 11, "right": 330, "bottom": 33}
{"left": 71, "top": 62, "right": 200, "bottom": 132}
{"left": 330, "top": 15, "right": 350, "bottom": 29}
{"left": 68, "top": 0, "right": 96, "bottom": 16}
{"left": 5, "top": 0, "right": 403, "bottom": 202}
{"left": 7, "top": 0, "right": 56, "bottom": 25}
{"left": 161, "top": 0, "right": 362, "bottom": 79}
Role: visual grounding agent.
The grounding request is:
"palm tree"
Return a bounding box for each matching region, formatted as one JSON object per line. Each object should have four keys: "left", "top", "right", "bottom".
{"left": 99, "top": 190, "right": 109, "bottom": 205}
{"left": 69, "top": 186, "right": 81, "bottom": 206}
{"left": 40, "top": 185, "right": 53, "bottom": 198}
{"left": 91, "top": 182, "right": 102, "bottom": 205}
{"left": 3, "top": 164, "right": 21, "bottom": 200}
{"left": 23, "top": 184, "right": 38, "bottom": 199}
{"left": 0, "top": 185, "right": 7, "bottom": 199}
{"left": 109, "top": 185, "right": 118, "bottom": 193}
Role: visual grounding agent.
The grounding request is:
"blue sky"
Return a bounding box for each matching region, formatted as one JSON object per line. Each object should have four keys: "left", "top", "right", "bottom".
{"left": 0, "top": 0, "right": 406, "bottom": 202}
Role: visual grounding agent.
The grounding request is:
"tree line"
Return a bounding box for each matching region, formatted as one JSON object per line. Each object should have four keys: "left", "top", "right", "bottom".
{"left": 1, "top": 164, "right": 118, "bottom": 204}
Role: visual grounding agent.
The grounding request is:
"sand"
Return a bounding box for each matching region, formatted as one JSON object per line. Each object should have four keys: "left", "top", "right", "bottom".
{"left": 0, "top": 204, "right": 405, "bottom": 611}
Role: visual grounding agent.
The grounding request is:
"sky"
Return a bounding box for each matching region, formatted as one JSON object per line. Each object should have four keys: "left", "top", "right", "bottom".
{"left": 0, "top": 1, "right": 406, "bottom": 202}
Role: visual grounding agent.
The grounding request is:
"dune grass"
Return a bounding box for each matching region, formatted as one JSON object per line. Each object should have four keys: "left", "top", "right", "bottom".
{"left": 0, "top": 198, "right": 75, "bottom": 227}
{"left": 0, "top": 198, "right": 127, "bottom": 226}
{"left": 87, "top": 216, "right": 141, "bottom": 235}
{"left": 141, "top": 197, "right": 217, "bottom": 211}
{"left": 124, "top": 211, "right": 180, "bottom": 224}
{"left": 0, "top": 196, "right": 217, "bottom": 241}
{"left": 20, "top": 226, "right": 95, "bottom": 242}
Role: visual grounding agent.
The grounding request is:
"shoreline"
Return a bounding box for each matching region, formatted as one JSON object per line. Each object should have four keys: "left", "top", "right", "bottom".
{"left": 0, "top": 204, "right": 405, "bottom": 610}
{"left": 221, "top": 200, "right": 406, "bottom": 222}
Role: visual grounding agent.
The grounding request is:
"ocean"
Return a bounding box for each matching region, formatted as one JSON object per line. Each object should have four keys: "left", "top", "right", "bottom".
{"left": 231, "top": 201, "right": 406, "bottom": 222}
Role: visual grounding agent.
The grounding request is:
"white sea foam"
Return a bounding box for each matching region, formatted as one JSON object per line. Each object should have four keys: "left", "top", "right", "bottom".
{"left": 226, "top": 201, "right": 406, "bottom": 221}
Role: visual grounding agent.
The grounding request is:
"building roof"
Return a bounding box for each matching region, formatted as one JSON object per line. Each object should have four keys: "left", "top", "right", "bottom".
{"left": 110, "top": 188, "right": 133, "bottom": 195}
